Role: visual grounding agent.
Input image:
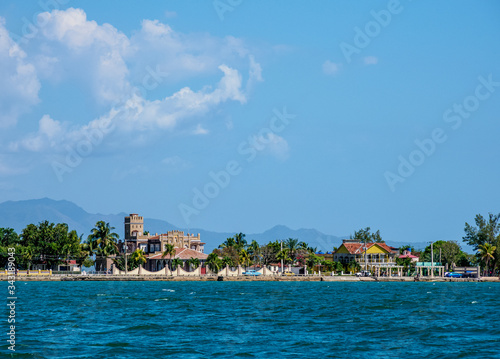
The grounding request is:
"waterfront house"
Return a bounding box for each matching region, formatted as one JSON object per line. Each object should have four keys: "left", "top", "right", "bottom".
{"left": 117, "top": 214, "right": 208, "bottom": 272}
{"left": 398, "top": 250, "right": 419, "bottom": 262}
{"left": 332, "top": 239, "right": 397, "bottom": 266}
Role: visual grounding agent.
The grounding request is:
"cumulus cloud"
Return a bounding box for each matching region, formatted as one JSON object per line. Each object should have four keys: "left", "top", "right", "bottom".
{"left": 364, "top": 56, "right": 378, "bottom": 65}
{"left": 0, "top": 18, "right": 40, "bottom": 127}
{"left": 5, "top": 6, "right": 265, "bottom": 175}
{"left": 35, "top": 8, "right": 131, "bottom": 104}
{"left": 322, "top": 60, "right": 340, "bottom": 76}
{"left": 10, "top": 64, "right": 246, "bottom": 152}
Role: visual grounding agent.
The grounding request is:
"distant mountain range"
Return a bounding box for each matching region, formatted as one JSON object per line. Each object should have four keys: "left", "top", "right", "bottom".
{"left": 0, "top": 198, "right": 459, "bottom": 253}
{"left": 0, "top": 198, "right": 347, "bottom": 252}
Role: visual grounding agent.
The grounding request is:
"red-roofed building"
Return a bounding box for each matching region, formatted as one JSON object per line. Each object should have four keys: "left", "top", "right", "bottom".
{"left": 332, "top": 239, "right": 397, "bottom": 266}
{"left": 398, "top": 250, "right": 419, "bottom": 262}
{"left": 118, "top": 214, "right": 207, "bottom": 272}
{"left": 147, "top": 247, "right": 208, "bottom": 272}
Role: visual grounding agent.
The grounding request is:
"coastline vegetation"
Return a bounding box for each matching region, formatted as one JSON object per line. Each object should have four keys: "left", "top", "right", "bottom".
{"left": 0, "top": 212, "right": 499, "bottom": 276}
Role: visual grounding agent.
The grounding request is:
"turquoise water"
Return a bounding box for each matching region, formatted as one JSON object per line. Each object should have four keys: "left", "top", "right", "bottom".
{"left": 3, "top": 281, "right": 500, "bottom": 358}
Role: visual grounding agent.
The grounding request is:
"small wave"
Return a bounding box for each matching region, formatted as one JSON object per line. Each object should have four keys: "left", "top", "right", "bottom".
{"left": 189, "top": 292, "right": 195, "bottom": 295}
{"left": 154, "top": 298, "right": 169, "bottom": 301}
{"left": 162, "top": 289, "right": 175, "bottom": 292}
{"left": 471, "top": 301, "right": 478, "bottom": 304}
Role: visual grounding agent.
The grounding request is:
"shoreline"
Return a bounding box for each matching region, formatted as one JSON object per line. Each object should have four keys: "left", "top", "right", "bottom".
{"left": 2, "top": 275, "right": 499, "bottom": 282}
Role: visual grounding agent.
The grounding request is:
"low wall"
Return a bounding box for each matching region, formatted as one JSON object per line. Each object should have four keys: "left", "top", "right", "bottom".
{"left": 0, "top": 269, "right": 52, "bottom": 276}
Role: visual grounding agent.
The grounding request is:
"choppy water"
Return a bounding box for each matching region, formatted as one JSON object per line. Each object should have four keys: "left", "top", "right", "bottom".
{"left": 3, "top": 281, "right": 499, "bottom": 358}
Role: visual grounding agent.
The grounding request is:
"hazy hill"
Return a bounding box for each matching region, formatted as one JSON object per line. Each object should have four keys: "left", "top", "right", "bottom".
{"left": 0, "top": 198, "right": 344, "bottom": 252}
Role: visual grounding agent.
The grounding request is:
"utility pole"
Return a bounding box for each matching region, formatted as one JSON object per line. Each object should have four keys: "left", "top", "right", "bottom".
{"left": 431, "top": 242, "right": 434, "bottom": 278}
{"left": 280, "top": 240, "right": 284, "bottom": 276}
{"left": 364, "top": 237, "right": 367, "bottom": 273}
{"left": 124, "top": 239, "right": 128, "bottom": 275}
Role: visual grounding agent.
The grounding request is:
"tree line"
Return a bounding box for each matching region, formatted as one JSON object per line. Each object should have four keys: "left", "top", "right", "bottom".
{"left": 1, "top": 212, "right": 498, "bottom": 276}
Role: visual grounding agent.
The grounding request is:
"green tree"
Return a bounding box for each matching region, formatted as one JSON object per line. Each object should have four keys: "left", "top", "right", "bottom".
{"left": 130, "top": 249, "right": 147, "bottom": 267}
{"left": 172, "top": 258, "right": 183, "bottom": 269}
{"left": 206, "top": 252, "right": 222, "bottom": 273}
{"left": 247, "top": 240, "right": 261, "bottom": 266}
{"left": 276, "top": 248, "right": 291, "bottom": 268}
{"left": 463, "top": 213, "right": 500, "bottom": 273}
{"left": 396, "top": 257, "right": 414, "bottom": 275}
{"left": 284, "top": 238, "right": 300, "bottom": 262}
{"left": 350, "top": 227, "right": 383, "bottom": 243}
{"left": 478, "top": 243, "right": 496, "bottom": 276}
{"left": 0, "top": 228, "right": 20, "bottom": 268}
{"left": 234, "top": 233, "right": 247, "bottom": 251}
{"left": 239, "top": 249, "right": 251, "bottom": 269}
{"left": 347, "top": 259, "right": 361, "bottom": 273}
{"left": 306, "top": 254, "right": 320, "bottom": 272}
{"left": 219, "top": 237, "right": 236, "bottom": 249}
{"left": 221, "top": 255, "right": 234, "bottom": 268}
{"left": 88, "top": 221, "right": 119, "bottom": 271}
{"left": 260, "top": 243, "right": 278, "bottom": 266}
{"left": 162, "top": 243, "right": 176, "bottom": 271}
{"left": 20, "top": 221, "right": 82, "bottom": 269}
{"left": 187, "top": 257, "right": 200, "bottom": 270}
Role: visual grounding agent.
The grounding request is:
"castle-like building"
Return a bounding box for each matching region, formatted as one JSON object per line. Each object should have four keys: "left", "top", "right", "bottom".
{"left": 124, "top": 214, "right": 205, "bottom": 253}
{"left": 122, "top": 214, "right": 207, "bottom": 272}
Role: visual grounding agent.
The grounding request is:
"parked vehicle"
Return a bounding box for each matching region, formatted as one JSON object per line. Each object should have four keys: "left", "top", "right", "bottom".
{"left": 356, "top": 271, "right": 371, "bottom": 277}
{"left": 444, "top": 272, "right": 463, "bottom": 278}
{"left": 242, "top": 270, "right": 261, "bottom": 276}
{"left": 283, "top": 270, "right": 295, "bottom": 276}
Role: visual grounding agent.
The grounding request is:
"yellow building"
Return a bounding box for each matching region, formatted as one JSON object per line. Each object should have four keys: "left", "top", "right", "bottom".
{"left": 333, "top": 239, "right": 397, "bottom": 266}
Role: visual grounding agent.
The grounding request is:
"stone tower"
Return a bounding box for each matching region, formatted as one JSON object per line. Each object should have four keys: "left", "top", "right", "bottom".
{"left": 124, "top": 214, "right": 144, "bottom": 239}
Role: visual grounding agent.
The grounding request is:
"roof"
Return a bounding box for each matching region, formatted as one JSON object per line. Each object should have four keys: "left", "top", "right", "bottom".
{"left": 335, "top": 242, "right": 394, "bottom": 255}
{"left": 148, "top": 247, "right": 208, "bottom": 260}
{"left": 399, "top": 254, "right": 419, "bottom": 259}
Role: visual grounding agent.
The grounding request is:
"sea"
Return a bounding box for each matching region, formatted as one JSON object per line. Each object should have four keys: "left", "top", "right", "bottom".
{"left": 3, "top": 281, "right": 500, "bottom": 358}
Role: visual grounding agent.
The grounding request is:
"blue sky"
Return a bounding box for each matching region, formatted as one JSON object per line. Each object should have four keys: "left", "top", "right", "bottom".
{"left": 0, "top": 0, "right": 499, "bottom": 249}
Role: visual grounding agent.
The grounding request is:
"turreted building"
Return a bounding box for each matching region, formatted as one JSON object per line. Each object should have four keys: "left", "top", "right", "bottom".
{"left": 121, "top": 214, "right": 207, "bottom": 272}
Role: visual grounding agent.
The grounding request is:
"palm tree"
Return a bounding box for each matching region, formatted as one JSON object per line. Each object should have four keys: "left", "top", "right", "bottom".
{"left": 239, "top": 249, "right": 251, "bottom": 270}
{"left": 162, "top": 244, "right": 176, "bottom": 271}
{"left": 172, "top": 258, "right": 183, "bottom": 270}
{"left": 276, "top": 248, "right": 290, "bottom": 271}
{"left": 219, "top": 237, "right": 236, "bottom": 249}
{"left": 285, "top": 238, "right": 299, "bottom": 262}
{"left": 478, "top": 243, "right": 496, "bottom": 276}
{"left": 131, "top": 249, "right": 147, "bottom": 267}
{"left": 88, "top": 221, "right": 119, "bottom": 271}
{"left": 22, "top": 245, "right": 34, "bottom": 271}
{"left": 248, "top": 240, "right": 260, "bottom": 267}
{"left": 206, "top": 253, "right": 222, "bottom": 273}
{"left": 187, "top": 257, "right": 200, "bottom": 271}
{"left": 234, "top": 233, "right": 247, "bottom": 251}
{"left": 306, "top": 254, "right": 320, "bottom": 272}
{"left": 221, "top": 255, "right": 234, "bottom": 268}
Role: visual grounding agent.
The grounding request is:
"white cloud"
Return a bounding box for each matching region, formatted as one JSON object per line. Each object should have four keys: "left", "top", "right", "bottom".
{"left": 0, "top": 17, "right": 40, "bottom": 127}
{"left": 322, "top": 60, "right": 341, "bottom": 76}
{"left": 364, "top": 56, "right": 378, "bottom": 65}
{"left": 6, "top": 7, "right": 265, "bottom": 172}
{"left": 10, "top": 64, "right": 247, "bottom": 152}
{"left": 193, "top": 124, "right": 209, "bottom": 135}
{"left": 252, "top": 133, "right": 290, "bottom": 161}
{"left": 246, "top": 54, "right": 263, "bottom": 93}
{"left": 35, "top": 8, "right": 131, "bottom": 104}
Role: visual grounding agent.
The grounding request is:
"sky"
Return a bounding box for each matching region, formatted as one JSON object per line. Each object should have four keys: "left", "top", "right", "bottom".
{"left": 0, "top": 0, "right": 499, "bottom": 249}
